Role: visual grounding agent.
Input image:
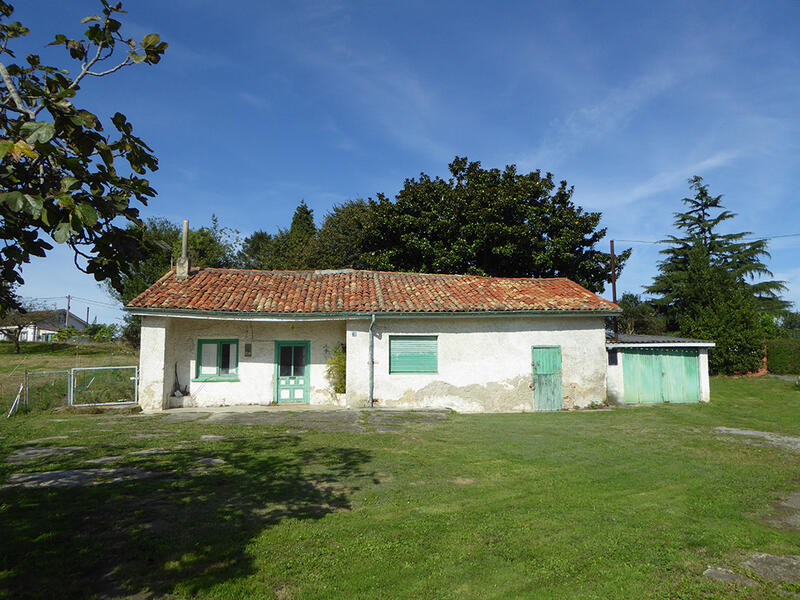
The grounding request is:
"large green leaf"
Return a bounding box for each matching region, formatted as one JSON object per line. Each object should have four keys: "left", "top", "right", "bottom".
{"left": 21, "top": 121, "right": 56, "bottom": 145}
{"left": 53, "top": 222, "right": 72, "bottom": 244}
{"left": 0, "top": 140, "right": 14, "bottom": 159}
{"left": 75, "top": 204, "right": 98, "bottom": 226}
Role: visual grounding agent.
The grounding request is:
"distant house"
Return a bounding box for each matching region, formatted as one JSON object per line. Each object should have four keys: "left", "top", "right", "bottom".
{"left": 0, "top": 309, "right": 89, "bottom": 343}
{"left": 126, "top": 267, "right": 622, "bottom": 412}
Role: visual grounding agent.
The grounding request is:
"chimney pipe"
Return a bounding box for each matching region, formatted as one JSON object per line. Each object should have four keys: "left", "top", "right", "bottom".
{"left": 176, "top": 219, "right": 190, "bottom": 280}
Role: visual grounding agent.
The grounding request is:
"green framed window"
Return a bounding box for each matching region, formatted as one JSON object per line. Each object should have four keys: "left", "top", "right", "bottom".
{"left": 194, "top": 339, "right": 239, "bottom": 381}
{"left": 389, "top": 335, "right": 438, "bottom": 374}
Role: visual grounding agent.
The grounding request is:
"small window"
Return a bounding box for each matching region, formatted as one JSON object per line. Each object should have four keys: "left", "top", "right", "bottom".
{"left": 195, "top": 339, "right": 239, "bottom": 381}
{"left": 244, "top": 342, "right": 252, "bottom": 357}
{"left": 607, "top": 349, "right": 618, "bottom": 366}
{"left": 389, "top": 335, "right": 438, "bottom": 374}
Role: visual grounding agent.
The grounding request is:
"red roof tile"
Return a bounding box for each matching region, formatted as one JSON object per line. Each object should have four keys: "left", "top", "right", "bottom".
{"left": 127, "top": 268, "right": 620, "bottom": 314}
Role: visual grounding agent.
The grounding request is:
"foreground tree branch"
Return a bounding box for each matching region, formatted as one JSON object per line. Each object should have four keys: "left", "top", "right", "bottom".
{"left": 0, "top": 0, "right": 167, "bottom": 312}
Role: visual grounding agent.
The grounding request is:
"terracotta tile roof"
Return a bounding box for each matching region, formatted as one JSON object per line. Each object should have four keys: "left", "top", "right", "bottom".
{"left": 127, "top": 268, "right": 620, "bottom": 314}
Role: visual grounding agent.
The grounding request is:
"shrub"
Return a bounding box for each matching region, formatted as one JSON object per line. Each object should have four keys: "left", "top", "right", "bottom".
{"left": 326, "top": 345, "right": 346, "bottom": 393}
{"left": 766, "top": 339, "right": 800, "bottom": 375}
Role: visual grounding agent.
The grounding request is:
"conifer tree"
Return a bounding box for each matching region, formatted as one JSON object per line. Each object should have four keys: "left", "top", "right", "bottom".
{"left": 647, "top": 176, "right": 788, "bottom": 326}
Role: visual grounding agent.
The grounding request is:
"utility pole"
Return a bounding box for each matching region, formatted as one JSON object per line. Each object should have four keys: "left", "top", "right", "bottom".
{"left": 86, "top": 307, "right": 89, "bottom": 325}
{"left": 610, "top": 241, "right": 619, "bottom": 342}
{"left": 65, "top": 295, "right": 70, "bottom": 329}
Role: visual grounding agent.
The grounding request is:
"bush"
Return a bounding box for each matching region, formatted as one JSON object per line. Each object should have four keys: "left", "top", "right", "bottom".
{"left": 766, "top": 339, "right": 800, "bottom": 375}
{"left": 326, "top": 345, "right": 346, "bottom": 394}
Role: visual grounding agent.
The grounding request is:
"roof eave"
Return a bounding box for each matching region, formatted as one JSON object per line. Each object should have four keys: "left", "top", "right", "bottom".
{"left": 125, "top": 306, "right": 622, "bottom": 319}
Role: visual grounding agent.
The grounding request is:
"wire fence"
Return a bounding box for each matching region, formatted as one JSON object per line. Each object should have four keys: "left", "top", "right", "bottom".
{"left": 25, "top": 370, "right": 70, "bottom": 412}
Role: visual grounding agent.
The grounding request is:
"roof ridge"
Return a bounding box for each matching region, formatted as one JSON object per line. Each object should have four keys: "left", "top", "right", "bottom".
{"left": 181, "top": 266, "right": 577, "bottom": 282}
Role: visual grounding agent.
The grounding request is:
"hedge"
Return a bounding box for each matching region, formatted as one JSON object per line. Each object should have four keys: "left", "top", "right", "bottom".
{"left": 766, "top": 339, "right": 800, "bottom": 375}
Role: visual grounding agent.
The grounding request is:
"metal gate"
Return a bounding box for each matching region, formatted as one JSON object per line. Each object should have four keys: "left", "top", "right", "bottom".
{"left": 16, "top": 366, "right": 138, "bottom": 414}
{"left": 71, "top": 366, "right": 138, "bottom": 407}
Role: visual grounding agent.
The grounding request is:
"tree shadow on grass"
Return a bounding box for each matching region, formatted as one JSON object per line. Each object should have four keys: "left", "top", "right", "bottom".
{"left": 0, "top": 433, "right": 374, "bottom": 599}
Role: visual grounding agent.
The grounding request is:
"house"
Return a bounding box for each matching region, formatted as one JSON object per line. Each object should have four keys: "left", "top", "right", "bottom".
{"left": 126, "top": 267, "right": 621, "bottom": 412}
{"left": 606, "top": 333, "right": 715, "bottom": 404}
{"left": 0, "top": 309, "right": 89, "bottom": 343}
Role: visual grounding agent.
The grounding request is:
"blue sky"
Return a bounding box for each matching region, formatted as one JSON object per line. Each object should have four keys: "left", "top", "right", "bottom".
{"left": 13, "top": 0, "right": 800, "bottom": 324}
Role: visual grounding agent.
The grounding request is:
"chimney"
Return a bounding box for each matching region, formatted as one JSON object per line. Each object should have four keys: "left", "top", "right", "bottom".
{"left": 176, "top": 219, "right": 190, "bottom": 280}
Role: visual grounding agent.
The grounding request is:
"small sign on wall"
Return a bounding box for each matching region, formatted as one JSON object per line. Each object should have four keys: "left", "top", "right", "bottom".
{"left": 244, "top": 343, "right": 252, "bottom": 357}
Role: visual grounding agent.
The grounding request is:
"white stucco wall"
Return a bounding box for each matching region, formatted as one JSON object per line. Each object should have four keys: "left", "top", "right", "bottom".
{"left": 699, "top": 348, "right": 711, "bottom": 403}
{"left": 345, "top": 315, "right": 608, "bottom": 412}
{"left": 138, "top": 316, "right": 172, "bottom": 411}
{"left": 138, "top": 313, "right": 610, "bottom": 412}
{"left": 137, "top": 317, "right": 346, "bottom": 410}
{"left": 606, "top": 349, "right": 624, "bottom": 405}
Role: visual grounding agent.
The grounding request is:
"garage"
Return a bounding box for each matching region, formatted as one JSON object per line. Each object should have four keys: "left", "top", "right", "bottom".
{"left": 606, "top": 334, "right": 715, "bottom": 405}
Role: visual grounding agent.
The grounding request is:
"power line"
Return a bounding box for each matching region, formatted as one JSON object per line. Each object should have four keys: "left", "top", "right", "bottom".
{"left": 616, "top": 233, "right": 800, "bottom": 245}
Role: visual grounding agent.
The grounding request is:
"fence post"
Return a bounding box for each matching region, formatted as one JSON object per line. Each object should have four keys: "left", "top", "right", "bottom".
{"left": 24, "top": 369, "right": 28, "bottom": 410}
{"left": 68, "top": 369, "right": 74, "bottom": 407}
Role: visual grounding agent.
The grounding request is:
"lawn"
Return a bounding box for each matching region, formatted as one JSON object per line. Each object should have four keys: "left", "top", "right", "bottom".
{"left": 1, "top": 377, "right": 800, "bottom": 599}
{"left": 0, "top": 341, "right": 138, "bottom": 413}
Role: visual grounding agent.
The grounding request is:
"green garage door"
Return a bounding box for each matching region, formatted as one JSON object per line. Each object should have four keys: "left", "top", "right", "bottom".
{"left": 622, "top": 348, "right": 700, "bottom": 404}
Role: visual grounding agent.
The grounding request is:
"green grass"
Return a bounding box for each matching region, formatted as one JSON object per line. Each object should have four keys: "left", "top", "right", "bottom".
{"left": 0, "top": 341, "right": 138, "bottom": 413}
{"left": 1, "top": 377, "right": 800, "bottom": 599}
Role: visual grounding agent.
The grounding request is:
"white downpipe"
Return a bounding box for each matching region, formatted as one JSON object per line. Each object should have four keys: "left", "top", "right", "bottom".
{"left": 368, "top": 313, "right": 375, "bottom": 407}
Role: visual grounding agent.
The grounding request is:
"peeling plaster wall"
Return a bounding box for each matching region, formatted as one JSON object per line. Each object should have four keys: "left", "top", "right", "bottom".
{"left": 345, "top": 315, "right": 607, "bottom": 412}
{"left": 138, "top": 317, "right": 345, "bottom": 410}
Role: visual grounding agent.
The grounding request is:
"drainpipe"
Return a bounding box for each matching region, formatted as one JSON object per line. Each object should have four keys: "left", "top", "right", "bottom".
{"left": 368, "top": 313, "right": 375, "bottom": 407}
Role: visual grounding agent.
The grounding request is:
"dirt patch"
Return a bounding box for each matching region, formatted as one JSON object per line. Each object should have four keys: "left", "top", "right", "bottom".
{"left": 199, "top": 434, "right": 227, "bottom": 441}
{"left": 741, "top": 553, "right": 800, "bottom": 583}
{"left": 131, "top": 432, "right": 171, "bottom": 439}
{"left": 766, "top": 491, "right": 800, "bottom": 530}
{"left": 1, "top": 467, "right": 164, "bottom": 489}
{"left": 714, "top": 427, "right": 800, "bottom": 452}
{"left": 702, "top": 565, "right": 758, "bottom": 588}
{"left": 19, "top": 436, "right": 68, "bottom": 445}
{"left": 161, "top": 411, "right": 211, "bottom": 423}
{"left": 6, "top": 446, "right": 86, "bottom": 463}
{"left": 129, "top": 448, "right": 170, "bottom": 456}
{"left": 86, "top": 455, "right": 123, "bottom": 465}
{"left": 452, "top": 477, "right": 475, "bottom": 485}
{"left": 195, "top": 458, "right": 226, "bottom": 467}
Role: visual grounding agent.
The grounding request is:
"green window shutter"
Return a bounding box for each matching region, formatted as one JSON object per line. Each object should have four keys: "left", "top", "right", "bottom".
{"left": 390, "top": 336, "right": 438, "bottom": 373}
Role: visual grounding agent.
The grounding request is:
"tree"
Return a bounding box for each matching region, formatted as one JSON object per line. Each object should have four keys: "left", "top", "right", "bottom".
{"left": 314, "top": 199, "right": 375, "bottom": 269}
{"left": 671, "top": 245, "right": 765, "bottom": 374}
{"left": 238, "top": 201, "right": 317, "bottom": 270}
{"left": 0, "top": 1, "right": 167, "bottom": 313}
{"left": 359, "top": 157, "right": 628, "bottom": 292}
{"left": 616, "top": 293, "right": 665, "bottom": 335}
{"left": 647, "top": 176, "right": 788, "bottom": 323}
{"left": 237, "top": 230, "right": 274, "bottom": 269}
{"left": 83, "top": 322, "right": 117, "bottom": 341}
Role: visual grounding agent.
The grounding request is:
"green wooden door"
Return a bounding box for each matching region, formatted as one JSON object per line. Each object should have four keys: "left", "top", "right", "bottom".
{"left": 274, "top": 341, "right": 310, "bottom": 404}
{"left": 532, "top": 346, "right": 563, "bottom": 411}
{"left": 622, "top": 348, "right": 700, "bottom": 404}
